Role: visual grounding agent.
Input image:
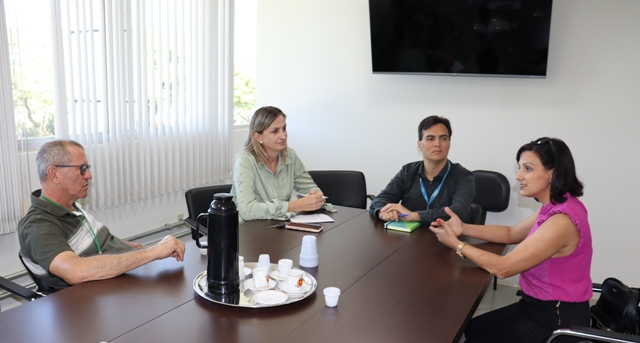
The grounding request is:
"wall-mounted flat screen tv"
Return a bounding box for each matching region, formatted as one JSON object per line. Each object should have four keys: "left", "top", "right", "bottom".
{"left": 368, "top": 0, "right": 553, "bottom": 78}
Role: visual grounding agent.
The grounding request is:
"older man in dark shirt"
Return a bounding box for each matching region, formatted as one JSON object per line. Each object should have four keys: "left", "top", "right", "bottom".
{"left": 18, "top": 139, "right": 186, "bottom": 292}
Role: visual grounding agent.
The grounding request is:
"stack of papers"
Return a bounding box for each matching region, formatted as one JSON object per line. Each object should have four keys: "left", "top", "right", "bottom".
{"left": 290, "top": 214, "right": 335, "bottom": 223}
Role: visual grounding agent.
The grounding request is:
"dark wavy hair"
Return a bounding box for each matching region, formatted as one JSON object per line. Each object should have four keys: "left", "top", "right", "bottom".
{"left": 516, "top": 137, "right": 583, "bottom": 204}
{"left": 418, "top": 116, "right": 452, "bottom": 140}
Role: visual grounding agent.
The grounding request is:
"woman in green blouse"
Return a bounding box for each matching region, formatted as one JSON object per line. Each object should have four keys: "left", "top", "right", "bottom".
{"left": 230, "top": 106, "right": 330, "bottom": 221}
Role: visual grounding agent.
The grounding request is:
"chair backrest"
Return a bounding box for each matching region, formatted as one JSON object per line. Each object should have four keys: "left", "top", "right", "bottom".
{"left": 307, "top": 170, "right": 368, "bottom": 209}
{"left": 472, "top": 170, "right": 510, "bottom": 224}
{"left": 464, "top": 202, "right": 483, "bottom": 224}
{"left": 184, "top": 185, "right": 232, "bottom": 237}
{"left": 18, "top": 253, "right": 54, "bottom": 295}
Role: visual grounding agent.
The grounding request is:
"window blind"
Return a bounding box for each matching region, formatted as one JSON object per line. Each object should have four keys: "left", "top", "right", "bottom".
{"left": 0, "top": 0, "right": 25, "bottom": 235}
{"left": 51, "top": 0, "right": 234, "bottom": 210}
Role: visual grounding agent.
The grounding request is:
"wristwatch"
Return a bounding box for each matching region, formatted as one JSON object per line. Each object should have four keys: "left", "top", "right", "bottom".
{"left": 456, "top": 242, "right": 467, "bottom": 259}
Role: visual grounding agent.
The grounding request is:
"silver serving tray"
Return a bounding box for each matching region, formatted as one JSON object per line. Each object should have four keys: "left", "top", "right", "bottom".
{"left": 193, "top": 262, "right": 317, "bottom": 308}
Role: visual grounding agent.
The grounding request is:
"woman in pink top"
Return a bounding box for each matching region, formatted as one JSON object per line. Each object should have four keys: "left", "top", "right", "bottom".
{"left": 430, "top": 137, "right": 591, "bottom": 343}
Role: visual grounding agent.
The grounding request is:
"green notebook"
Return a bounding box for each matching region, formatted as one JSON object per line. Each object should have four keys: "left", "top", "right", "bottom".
{"left": 383, "top": 221, "right": 421, "bottom": 233}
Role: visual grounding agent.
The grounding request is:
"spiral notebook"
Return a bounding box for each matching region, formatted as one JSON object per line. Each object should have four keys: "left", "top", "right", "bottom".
{"left": 383, "top": 221, "right": 421, "bottom": 233}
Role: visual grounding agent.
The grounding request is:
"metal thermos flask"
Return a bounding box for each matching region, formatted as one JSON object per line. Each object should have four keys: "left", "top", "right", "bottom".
{"left": 193, "top": 193, "right": 240, "bottom": 301}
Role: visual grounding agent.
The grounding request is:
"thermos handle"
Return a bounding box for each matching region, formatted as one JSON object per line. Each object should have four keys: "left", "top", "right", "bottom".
{"left": 193, "top": 212, "right": 209, "bottom": 248}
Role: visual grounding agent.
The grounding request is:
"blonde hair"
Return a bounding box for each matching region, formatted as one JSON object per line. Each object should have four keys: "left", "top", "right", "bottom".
{"left": 243, "top": 106, "right": 287, "bottom": 166}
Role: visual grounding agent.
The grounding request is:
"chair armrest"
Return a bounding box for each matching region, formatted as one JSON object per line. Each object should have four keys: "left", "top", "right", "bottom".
{"left": 367, "top": 194, "right": 375, "bottom": 201}
{"left": 0, "top": 276, "right": 43, "bottom": 301}
{"left": 183, "top": 217, "right": 196, "bottom": 230}
{"left": 184, "top": 217, "right": 204, "bottom": 241}
{"left": 184, "top": 218, "right": 209, "bottom": 247}
{"left": 593, "top": 282, "right": 603, "bottom": 293}
{"left": 545, "top": 325, "right": 640, "bottom": 343}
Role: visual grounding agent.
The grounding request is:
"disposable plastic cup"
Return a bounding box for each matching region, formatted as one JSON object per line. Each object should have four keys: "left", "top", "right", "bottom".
{"left": 299, "top": 235, "right": 318, "bottom": 267}
{"left": 323, "top": 287, "right": 341, "bottom": 307}
{"left": 257, "top": 254, "right": 271, "bottom": 270}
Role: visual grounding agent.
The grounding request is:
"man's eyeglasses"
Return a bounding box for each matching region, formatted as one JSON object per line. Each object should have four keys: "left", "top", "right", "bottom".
{"left": 535, "top": 137, "right": 557, "bottom": 157}
{"left": 55, "top": 164, "right": 91, "bottom": 175}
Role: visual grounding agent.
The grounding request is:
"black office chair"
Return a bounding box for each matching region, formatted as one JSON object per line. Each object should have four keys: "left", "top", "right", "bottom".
{"left": 471, "top": 170, "right": 510, "bottom": 290}
{"left": 19, "top": 253, "right": 55, "bottom": 295}
{"left": 184, "top": 184, "right": 232, "bottom": 240}
{"left": 0, "top": 275, "right": 43, "bottom": 302}
{"left": 307, "top": 170, "right": 371, "bottom": 209}
{"left": 465, "top": 203, "right": 483, "bottom": 224}
{"left": 471, "top": 170, "right": 510, "bottom": 225}
{"left": 546, "top": 282, "right": 640, "bottom": 343}
{"left": 0, "top": 254, "right": 50, "bottom": 303}
{"left": 546, "top": 326, "right": 640, "bottom": 343}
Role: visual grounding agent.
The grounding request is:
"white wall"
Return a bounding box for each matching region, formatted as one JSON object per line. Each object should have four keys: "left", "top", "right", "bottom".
{"left": 257, "top": 0, "right": 640, "bottom": 285}
{"left": 2, "top": 0, "right": 638, "bottom": 290}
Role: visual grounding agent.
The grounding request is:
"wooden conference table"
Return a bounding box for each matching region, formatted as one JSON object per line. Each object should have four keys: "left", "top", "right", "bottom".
{"left": 0, "top": 206, "right": 505, "bottom": 343}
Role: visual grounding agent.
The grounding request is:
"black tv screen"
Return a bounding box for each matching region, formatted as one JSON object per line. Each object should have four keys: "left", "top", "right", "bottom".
{"left": 368, "top": 0, "right": 553, "bottom": 78}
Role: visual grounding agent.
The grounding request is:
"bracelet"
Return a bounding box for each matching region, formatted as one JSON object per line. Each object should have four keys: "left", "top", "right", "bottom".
{"left": 456, "top": 242, "right": 467, "bottom": 259}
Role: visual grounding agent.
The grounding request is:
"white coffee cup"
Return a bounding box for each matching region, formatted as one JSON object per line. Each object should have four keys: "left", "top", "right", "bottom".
{"left": 252, "top": 267, "right": 269, "bottom": 288}
{"left": 257, "top": 254, "right": 271, "bottom": 270}
{"left": 238, "top": 256, "right": 245, "bottom": 276}
{"left": 286, "top": 269, "right": 305, "bottom": 292}
{"left": 278, "top": 259, "right": 293, "bottom": 278}
{"left": 323, "top": 287, "right": 341, "bottom": 307}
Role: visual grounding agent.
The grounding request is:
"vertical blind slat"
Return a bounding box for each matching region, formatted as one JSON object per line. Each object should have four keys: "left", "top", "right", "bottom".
{"left": 0, "top": 0, "right": 24, "bottom": 235}
{"left": 48, "top": 0, "right": 233, "bottom": 211}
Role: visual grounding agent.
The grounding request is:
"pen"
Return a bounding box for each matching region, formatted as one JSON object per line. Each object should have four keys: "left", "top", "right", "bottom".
{"left": 267, "top": 222, "right": 288, "bottom": 229}
{"left": 398, "top": 213, "right": 408, "bottom": 217}
{"left": 297, "top": 194, "right": 329, "bottom": 199}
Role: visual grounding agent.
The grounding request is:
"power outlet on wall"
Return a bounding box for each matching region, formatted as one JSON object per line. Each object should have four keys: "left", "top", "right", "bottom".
{"left": 177, "top": 213, "right": 184, "bottom": 221}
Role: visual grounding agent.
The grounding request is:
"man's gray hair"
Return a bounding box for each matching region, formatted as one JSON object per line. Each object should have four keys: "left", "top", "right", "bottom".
{"left": 36, "top": 140, "right": 85, "bottom": 183}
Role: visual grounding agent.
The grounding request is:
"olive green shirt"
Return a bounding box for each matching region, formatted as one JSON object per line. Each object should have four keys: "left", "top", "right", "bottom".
{"left": 231, "top": 148, "right": 335, "bottom": 221}
{"left": 18, "top": 190, "right": 135, "bottom": 292}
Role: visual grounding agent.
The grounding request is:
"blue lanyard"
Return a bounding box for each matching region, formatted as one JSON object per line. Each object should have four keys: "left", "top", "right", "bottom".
{"left": 419, "top": 160, "right": 451, "bottom": 209}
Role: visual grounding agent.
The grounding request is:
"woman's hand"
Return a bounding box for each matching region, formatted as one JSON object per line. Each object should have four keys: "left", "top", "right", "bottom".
{"left": 429, "top": 207, "right": 465, "bottom": 249}
{"left": 430, "top": 207, "right": 464, "bottom": 236}
{"left": 429, "top": 218, "right": 461, "bottom": 250}
{"left": 289, "top": 192, "right": 325, "bottom": 212}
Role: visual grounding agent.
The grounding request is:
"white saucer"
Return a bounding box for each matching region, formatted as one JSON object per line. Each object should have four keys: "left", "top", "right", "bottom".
{"left": 277, "top": 281, "right": 311, "bottom": 294}
{"left": 252, "top": 290, "right": 288, "bottom": 305}
{"left": 243, "top": 278, "right": 277, "bottom": 291}
{"left": 240, "top": 267, "right": 252, "bottom": 277}
{"left": 269, "top": 270, "right": 287, "bottom": 281}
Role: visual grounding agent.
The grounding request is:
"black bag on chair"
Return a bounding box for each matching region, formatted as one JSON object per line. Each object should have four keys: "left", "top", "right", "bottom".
{"left": 590, "top": 277, "right": 640, "bottom": 335}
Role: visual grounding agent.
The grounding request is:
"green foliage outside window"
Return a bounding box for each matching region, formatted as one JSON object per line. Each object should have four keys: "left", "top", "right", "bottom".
{"left": 234, "top": 71, "right": 255, "bottom": 126}
{"left": 9, "top": 11, "right": 55, "bottom": 139}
